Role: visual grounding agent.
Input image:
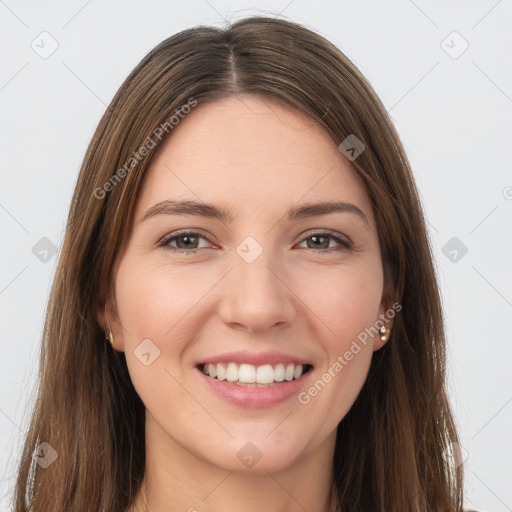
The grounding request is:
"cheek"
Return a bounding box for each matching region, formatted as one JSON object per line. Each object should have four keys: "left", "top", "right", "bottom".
{"left": 295, "top": 263, "right": 381, "bottom": 420}
{"left": 115, "top": 259, "right": 212, "bottom": 344}
{"left": 299, "top": 260, "right": 383, "bottom": 344}
{"left": 113, "top": 261, "right": 205, "bottom": 417}
{"left": 113, "top": 258, "right": 228, "bottom": 400}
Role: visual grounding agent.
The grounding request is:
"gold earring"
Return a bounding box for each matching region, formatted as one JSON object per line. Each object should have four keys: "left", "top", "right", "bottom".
{"left": 379, "top": 326, "right": 389, "bottom": 342}
{"left": 106, "top": 331, "right": 115, "bottom": 349}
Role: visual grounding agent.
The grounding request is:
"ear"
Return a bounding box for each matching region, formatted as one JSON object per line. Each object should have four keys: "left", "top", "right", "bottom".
{"left": 96, "top": 293, "right": 126, "bottom": 352}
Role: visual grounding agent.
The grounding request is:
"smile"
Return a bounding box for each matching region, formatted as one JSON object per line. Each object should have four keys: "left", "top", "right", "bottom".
{"left": 198, "top": 362, "right": 313, "bottom": 387}
{"left": 195, "top": 362, "right": 314, "bottom": 408}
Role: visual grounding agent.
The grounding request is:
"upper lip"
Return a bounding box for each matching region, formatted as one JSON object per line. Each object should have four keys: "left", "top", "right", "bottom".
{"left": 197, "top": 350, "right": 313, "bottom": 368}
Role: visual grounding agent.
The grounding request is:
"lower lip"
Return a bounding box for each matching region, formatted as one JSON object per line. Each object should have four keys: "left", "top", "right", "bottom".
{"left": 196, "top": 367, "right": 313, "bottom": 409}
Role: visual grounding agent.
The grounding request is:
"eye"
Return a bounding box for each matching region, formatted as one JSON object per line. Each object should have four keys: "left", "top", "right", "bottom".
{"left": 296, "top": 230, "right": 353, "bottom": 253}
{"left": 157, "top": 230, "right": 213, "bottom": 253}
{"left": 157, "top": 229, "right": 352, "bottom": 255}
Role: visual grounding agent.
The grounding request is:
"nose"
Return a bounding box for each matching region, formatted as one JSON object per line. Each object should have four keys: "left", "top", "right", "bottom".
{"left": 218, "top": 246, "right": 296, "bottom": 334}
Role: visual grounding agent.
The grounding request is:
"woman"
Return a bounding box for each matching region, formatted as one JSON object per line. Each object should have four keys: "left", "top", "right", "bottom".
{"left": 12, "top": 15, "right": 468, "bottom": 512}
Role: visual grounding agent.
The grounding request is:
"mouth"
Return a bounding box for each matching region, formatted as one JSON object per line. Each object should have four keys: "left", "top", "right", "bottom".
{"left": 196, "top": 362, "right": 314, "bottom": 387}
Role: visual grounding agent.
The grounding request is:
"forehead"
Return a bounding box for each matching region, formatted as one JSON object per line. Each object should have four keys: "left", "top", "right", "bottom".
{"left": 134, "top": 95, "right": 374, "bottom": 227}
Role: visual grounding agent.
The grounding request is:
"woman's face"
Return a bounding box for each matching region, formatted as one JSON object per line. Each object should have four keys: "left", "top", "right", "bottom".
{"left": 105, "top": 94, "right": 391, "bottom": 473}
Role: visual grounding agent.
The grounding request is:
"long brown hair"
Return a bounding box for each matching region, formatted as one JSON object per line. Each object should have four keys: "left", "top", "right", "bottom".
{"left": 12, "top": 15, "right": 464, "bottom": 512}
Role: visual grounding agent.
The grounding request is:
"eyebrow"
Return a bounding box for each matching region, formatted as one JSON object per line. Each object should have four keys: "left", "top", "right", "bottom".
{"left": 140, "top": 199, "right": 369, "bottom": 226}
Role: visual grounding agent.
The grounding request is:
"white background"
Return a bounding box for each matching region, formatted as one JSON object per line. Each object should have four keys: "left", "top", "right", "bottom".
{"left": 1, "top": 1, "right": 511, "bottom": 511}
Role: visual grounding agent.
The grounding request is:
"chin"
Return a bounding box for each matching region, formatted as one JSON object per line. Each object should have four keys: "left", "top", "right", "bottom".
{"left": 198, "top": 436, "right": 305, "bottom": 474}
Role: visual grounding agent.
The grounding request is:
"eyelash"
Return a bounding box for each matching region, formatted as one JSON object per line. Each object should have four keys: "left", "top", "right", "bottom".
{"left": 157, "top": 229, "right": 353, "bottom": 255}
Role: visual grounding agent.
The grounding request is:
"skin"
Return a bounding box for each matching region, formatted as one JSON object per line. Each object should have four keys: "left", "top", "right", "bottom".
{"left": 99, "top": 94, "right": 394, "bottom": 512}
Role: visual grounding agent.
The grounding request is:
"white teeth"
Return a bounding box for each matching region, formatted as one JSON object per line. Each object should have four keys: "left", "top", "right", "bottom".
{"left": 284, "top": 364, "right": 295, "bottom": 381}
{"left": 239, "top": 363, "right": 256, "bottom": 383}
{"left": 216, "top": 363, "right": 226, "bottom": 381}
{"left": 225, "top": 362, "right": 238, "bottom": 382}
{"left": 207, "top": 363, "right": 217, "bottom": 379}
{"left": 256, "top": 364, "right": 274, "bottom": 384}
{"left": 201, "top": 362, "right": 307, "bottom": 384}
{"left": 274, "top": 363, "right": 285, "bottom": 381}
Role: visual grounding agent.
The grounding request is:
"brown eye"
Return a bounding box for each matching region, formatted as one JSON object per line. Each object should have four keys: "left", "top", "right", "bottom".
{"left": 157, "top": 230, "right": 352, "bottom": 255}
{"left": 298, "top": 231, "right": 352, "bottom": 252}
{"left": 158, "top": 231, "right": 212, "bottom": 253}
